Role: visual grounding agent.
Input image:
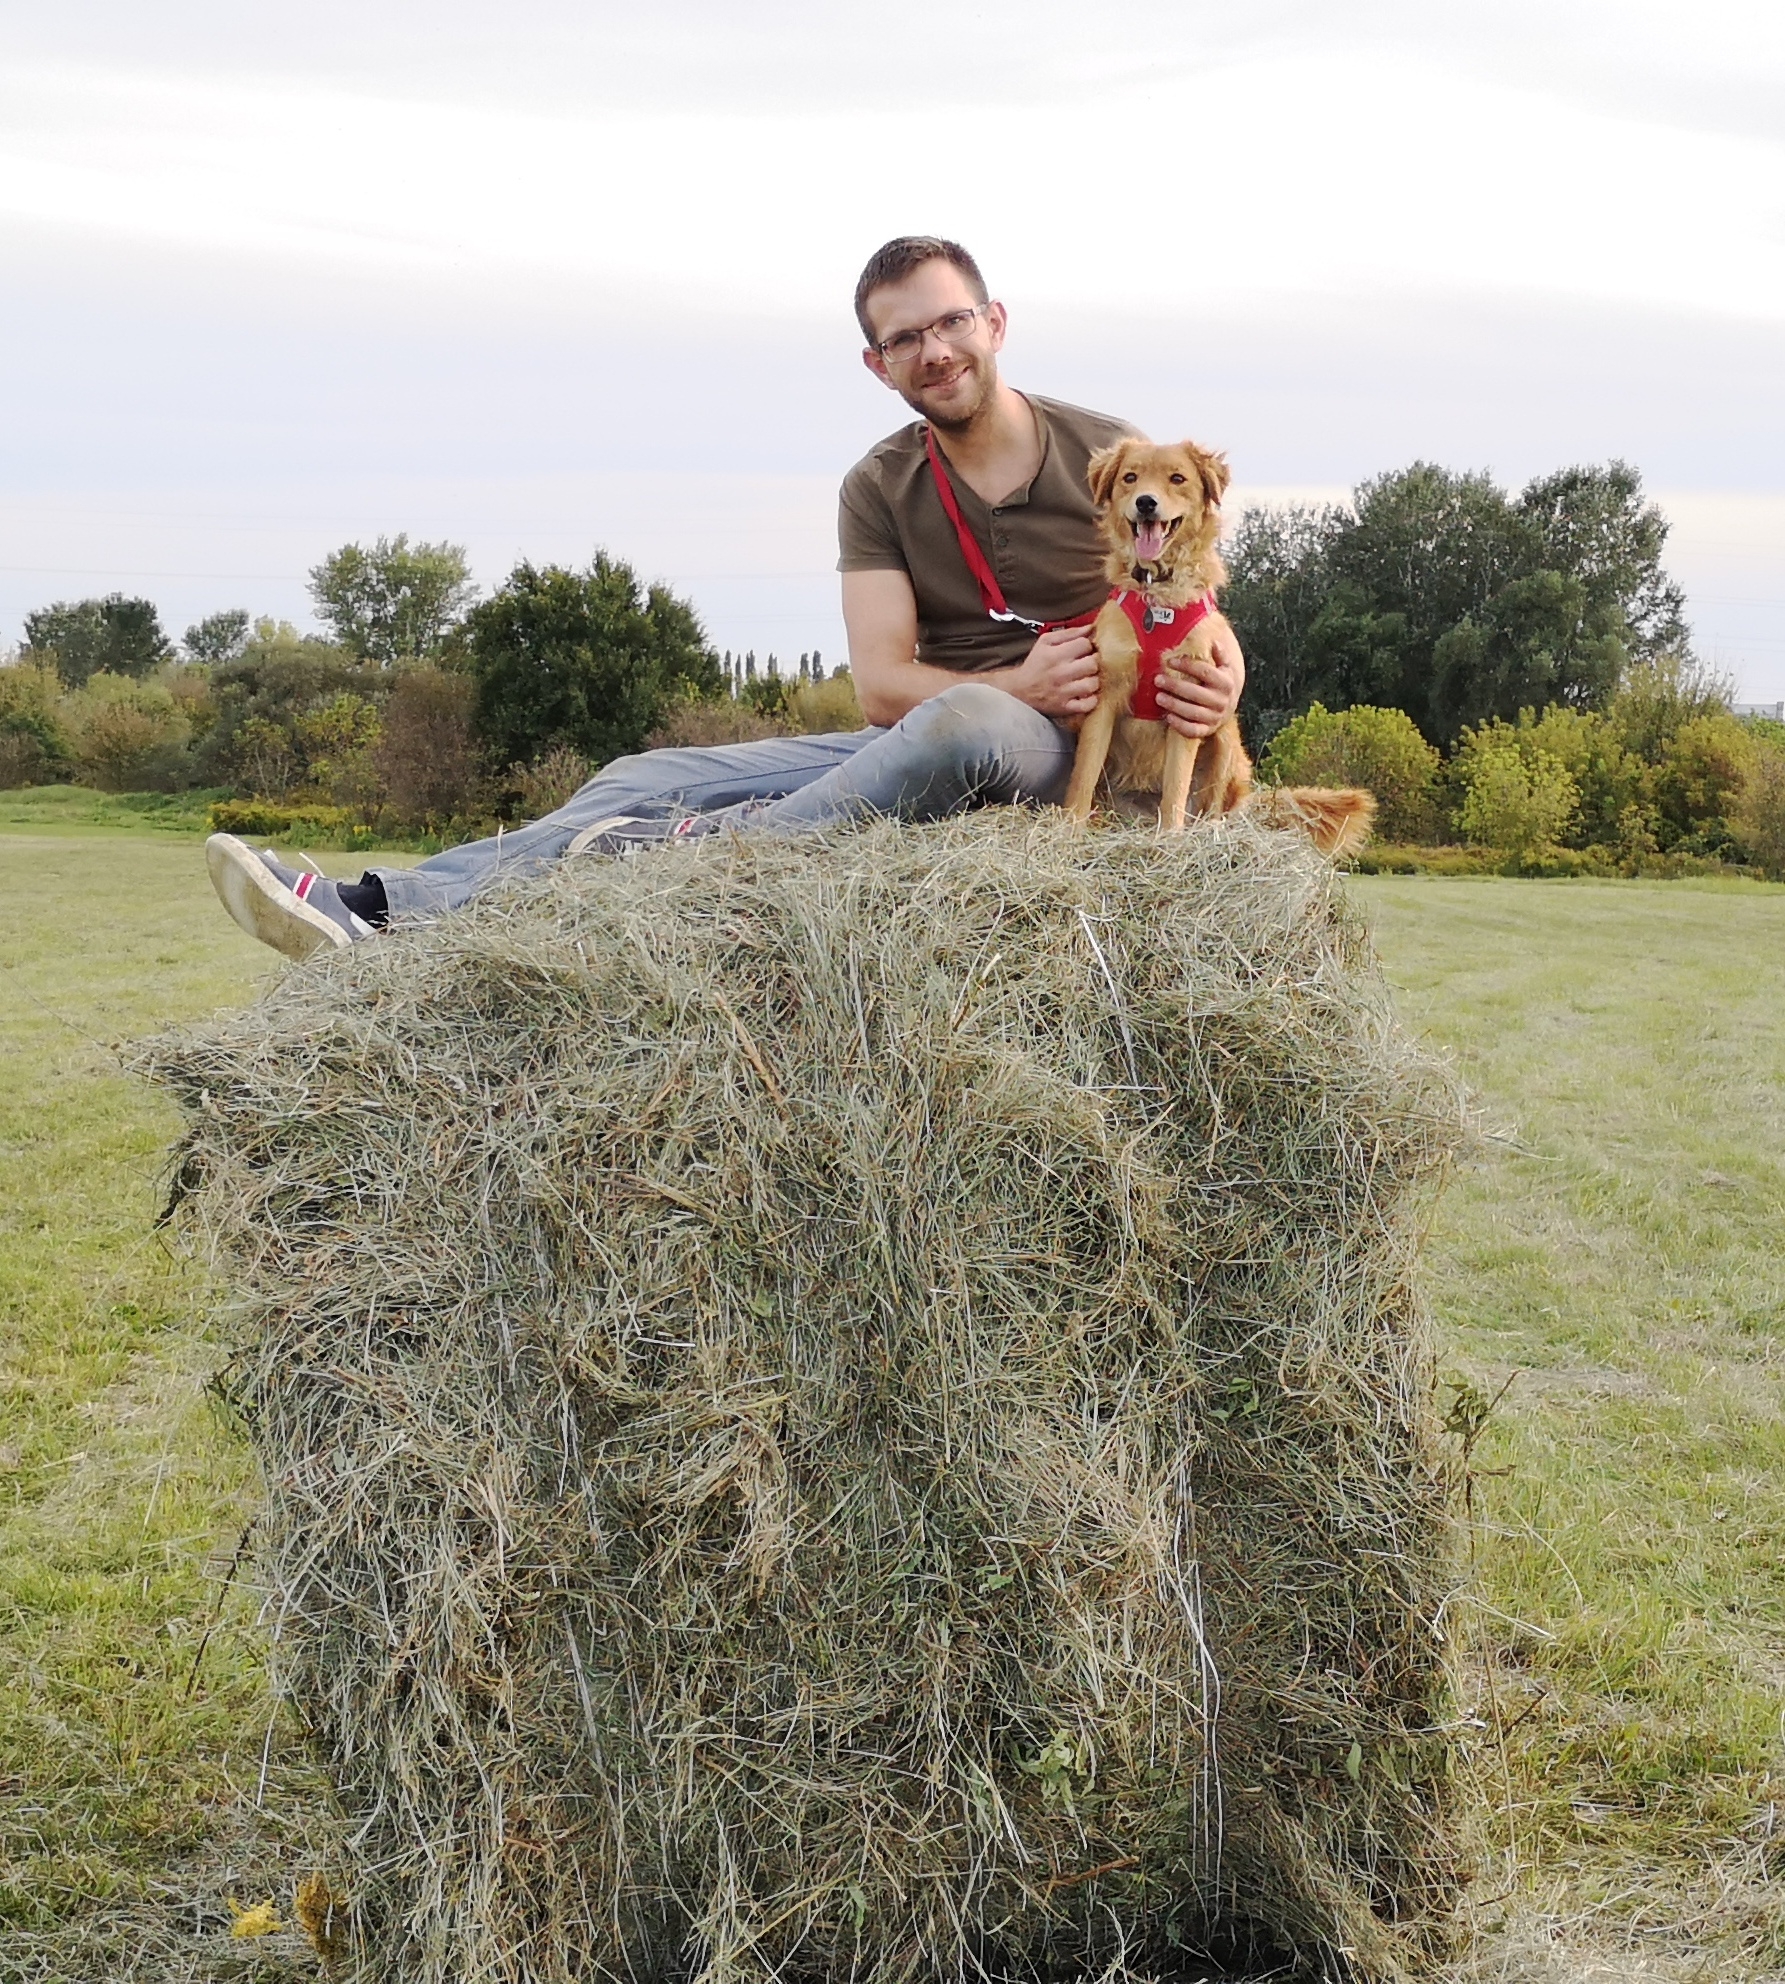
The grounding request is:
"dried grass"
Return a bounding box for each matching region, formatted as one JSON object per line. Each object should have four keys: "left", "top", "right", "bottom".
{"left": 141, "top": 812, "right": 1475, "bottom": 1984}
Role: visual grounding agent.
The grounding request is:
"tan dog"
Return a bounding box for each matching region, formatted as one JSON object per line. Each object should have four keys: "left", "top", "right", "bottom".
{"left": 1062, "top": 437, "right": 1375, "bottom": 856}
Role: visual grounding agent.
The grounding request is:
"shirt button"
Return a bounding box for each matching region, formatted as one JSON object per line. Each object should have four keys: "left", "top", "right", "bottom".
{"left": 995, "top": 534, "right": 1009, "bottom": 547}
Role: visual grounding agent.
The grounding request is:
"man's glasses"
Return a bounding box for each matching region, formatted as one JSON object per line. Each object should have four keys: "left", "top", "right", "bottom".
{"left": 872, "top": 304, "right": 992, "bottom": 365}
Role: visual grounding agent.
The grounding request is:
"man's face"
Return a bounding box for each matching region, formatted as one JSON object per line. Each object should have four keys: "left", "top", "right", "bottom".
{"left": 861, "top": 260, "right": 1007, "bottom": 430}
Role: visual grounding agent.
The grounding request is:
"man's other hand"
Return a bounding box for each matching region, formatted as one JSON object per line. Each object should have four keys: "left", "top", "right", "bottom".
{"left": 1156, "top": 624, "right": 1246, "bottom": 739}
{"left": 1004, "top": 626, "right": 1100, "bottom": 719}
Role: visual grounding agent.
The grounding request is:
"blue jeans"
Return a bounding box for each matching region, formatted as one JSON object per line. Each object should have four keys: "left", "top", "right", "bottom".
{"left": 375, "top": 681, "right": 1078, "bottom": 919}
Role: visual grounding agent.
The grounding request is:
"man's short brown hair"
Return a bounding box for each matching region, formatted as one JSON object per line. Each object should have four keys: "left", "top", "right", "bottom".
{"left": 854, "top": 237, "right": 988, "bottom": 342}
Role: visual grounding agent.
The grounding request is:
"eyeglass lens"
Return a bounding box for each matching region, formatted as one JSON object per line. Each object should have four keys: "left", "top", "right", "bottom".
{"left": 881, "top": 309, "right": 981, "bottom": 361}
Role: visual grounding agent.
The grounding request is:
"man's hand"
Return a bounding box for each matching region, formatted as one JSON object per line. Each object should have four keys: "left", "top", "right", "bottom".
{"left": 1156, "top": 623, "right": 1246, "bottom": 739}
{"left": 1000, "top": 626, "right": 1101, "bottom": 719}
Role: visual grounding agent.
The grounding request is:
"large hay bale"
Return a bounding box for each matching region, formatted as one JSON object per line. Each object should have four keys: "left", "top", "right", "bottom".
{"left": 146, "top": 814, "right": 1472, "bottom": 1984}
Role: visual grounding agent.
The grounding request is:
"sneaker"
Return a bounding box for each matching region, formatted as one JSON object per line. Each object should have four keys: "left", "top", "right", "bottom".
{"left": 206, "top": 834, "right": 377, "bottom": 962}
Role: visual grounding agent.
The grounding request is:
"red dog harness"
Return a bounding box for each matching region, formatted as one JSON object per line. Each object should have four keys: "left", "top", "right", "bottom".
{"left": 1104, "top": 587, "right": 1218, "bottom": 720}
{"left": 927, "top": 429, "right": 1215, "bottom": 714}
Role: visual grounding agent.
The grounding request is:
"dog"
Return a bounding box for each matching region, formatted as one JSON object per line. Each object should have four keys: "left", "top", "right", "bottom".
{"left": 1062, "top": 437, "right": 1376, "bottom": 857}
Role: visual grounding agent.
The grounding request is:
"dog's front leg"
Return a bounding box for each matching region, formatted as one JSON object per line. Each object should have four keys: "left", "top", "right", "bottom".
{"left": 1157, "top": 730, "right": 1202, "bottom": 832}
{"left": 1062, "top": 605, "right": 1137, "bottom": 823}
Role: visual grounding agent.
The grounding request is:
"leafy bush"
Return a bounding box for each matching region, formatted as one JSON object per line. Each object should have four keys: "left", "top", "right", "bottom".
{"left": 1652, "top": 714, "right": 1755, "bottom": 853}
{"left": 641, "top": 673, "right": 866, "bottom": 755}
{"left": 206, "top": 799, "right": 372, "bottom": 847}
{"left": 1733, "top": 744, "right": 1785, "bottom": 879}
{"left": 1602, "top": 652, "right": 1732, "bottom": 764}
{"left": 506, "top": 745, "right": 592, "bottom": 820}
{"left": 0, "top": 660, "right": 72, "bottom": 786}
{"left": 1454, "top": 735, "right": 1581, "bottom": 858}
{"left": 61, "top": 673, "right": 194, "bottom": 792}
{"left": 376, "top": 667, "right": 488, "bottom": 832}
{"left": 196, "top": 621, "right": 385, "bottom": 795}
{"left": 784, "top": 672, "right": 865, "bottom": 734}
{"left": 294, "top": 692, "right": 384, "bottom": 822}
{"left": 1258, "top": 702, "right": 1440, "bottom": 842}
{"left": 644, "top": 700, "right": 792, "bottom": 751}
{"left": 465, "top": 554, "right": 723, "bottom": 776}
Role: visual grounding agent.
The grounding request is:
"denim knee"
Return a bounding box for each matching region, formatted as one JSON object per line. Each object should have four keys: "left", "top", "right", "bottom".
{"left": 902, "top": 680, "right": 1039, "bottom": 753}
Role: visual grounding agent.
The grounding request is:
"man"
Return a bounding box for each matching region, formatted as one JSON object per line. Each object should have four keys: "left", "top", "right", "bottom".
{"left": 209, "top": 236, "right": 1245, "bottom": 961}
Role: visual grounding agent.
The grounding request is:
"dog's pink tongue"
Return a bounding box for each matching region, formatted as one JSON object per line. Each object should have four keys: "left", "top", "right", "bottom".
{"left": 1135, "top": 519, "right": 1167, "bottom": 563}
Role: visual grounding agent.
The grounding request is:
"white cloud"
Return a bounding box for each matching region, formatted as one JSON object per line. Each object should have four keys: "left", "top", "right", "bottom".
{"left": 1, "top": 46, "right": 1780, "bottom": 325}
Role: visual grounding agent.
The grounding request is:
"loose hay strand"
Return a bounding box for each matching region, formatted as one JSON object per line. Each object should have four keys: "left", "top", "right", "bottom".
{"left": 142, "top": 812, "right": 1473, "bottom": 1984}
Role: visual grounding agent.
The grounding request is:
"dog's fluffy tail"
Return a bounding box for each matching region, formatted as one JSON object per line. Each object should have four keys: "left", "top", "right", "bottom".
{"left": 1239, "top": 784, "right": 1377, "bottom": 857}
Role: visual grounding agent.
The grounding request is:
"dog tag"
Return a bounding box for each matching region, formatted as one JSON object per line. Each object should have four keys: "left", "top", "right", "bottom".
{"left": 1141, "top": 607, "right": 1175, "bottom": 633}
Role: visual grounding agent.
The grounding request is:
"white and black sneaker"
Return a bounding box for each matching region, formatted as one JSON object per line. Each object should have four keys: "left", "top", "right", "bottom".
{"left": 206, "top": 834, "right": 377, "bottom": 962}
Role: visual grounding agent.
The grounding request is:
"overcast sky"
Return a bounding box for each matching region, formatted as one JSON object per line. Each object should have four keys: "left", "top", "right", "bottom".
{"left": 3, "top": 0, "right": 1782, "bottom": 693}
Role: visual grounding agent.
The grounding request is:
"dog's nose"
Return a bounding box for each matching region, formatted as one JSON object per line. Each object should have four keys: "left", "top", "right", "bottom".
{"left": 1134, "top": 493, "right": 1158, "bottom": 516}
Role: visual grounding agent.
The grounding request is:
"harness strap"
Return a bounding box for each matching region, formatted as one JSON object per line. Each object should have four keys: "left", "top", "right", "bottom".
{"left": 1108, "top": 587, "right": 1219, "bottom": 721}
{"left": 925, "top": 426, "right": 1098, "bottom": 635}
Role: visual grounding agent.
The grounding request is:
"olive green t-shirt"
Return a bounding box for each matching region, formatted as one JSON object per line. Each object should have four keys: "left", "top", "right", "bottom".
{"left": 836, "top": 394, "right": 1138, "bottom": 673}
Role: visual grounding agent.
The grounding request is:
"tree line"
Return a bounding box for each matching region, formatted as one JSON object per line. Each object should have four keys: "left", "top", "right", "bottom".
{"left": 1219, "top": 460, "right": 1783, "bottom": 874}
{"left": 2, "top": 461, "right": 1779, "bottom": 873}
{"left": 0, "top": 538, "right": 859, "bottom": 839}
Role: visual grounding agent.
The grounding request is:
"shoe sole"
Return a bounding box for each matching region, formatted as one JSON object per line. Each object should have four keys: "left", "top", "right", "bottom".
{"left": 206, "top": 834, "right": 353, "bottom": 963}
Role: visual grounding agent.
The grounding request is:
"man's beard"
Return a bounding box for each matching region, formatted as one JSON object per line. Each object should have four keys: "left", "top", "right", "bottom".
{"left": 897, "top": 349, "right": 997, "bottom": 432}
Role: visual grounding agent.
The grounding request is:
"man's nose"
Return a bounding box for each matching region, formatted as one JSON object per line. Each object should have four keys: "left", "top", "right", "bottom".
{"left": 1134, "top": 493, "right": 1158, "bottom": 516}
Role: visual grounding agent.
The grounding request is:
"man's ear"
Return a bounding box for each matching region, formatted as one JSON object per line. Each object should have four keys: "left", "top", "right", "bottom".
{"left": 1086, "top": 440, "right": 1134, "bottom": 509}
{"left": 862, "top": 347, "right": 896, "bottom": 391}
{"left": 1196, "top": 449, "right": 1231, "bottom": 510}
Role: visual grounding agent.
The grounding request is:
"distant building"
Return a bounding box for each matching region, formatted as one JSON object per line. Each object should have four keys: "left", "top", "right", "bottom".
{"left": 1734, "top": 702, "right": 1785, "bottom": 720}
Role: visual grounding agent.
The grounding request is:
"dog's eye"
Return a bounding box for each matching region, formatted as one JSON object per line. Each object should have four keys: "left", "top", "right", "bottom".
{"left": 1121, "top": 472, "right": 1137, "bottom": 484}
{"left": 1169, "top": 473, "right": 1187, "bottom": 485}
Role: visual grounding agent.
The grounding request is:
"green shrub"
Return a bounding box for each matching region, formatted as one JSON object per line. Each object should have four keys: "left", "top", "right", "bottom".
{"left": 505, "top": 745, "right": 593, "bottom": 820}
{"left": 294, "top": 691, "right": 385, "bottom": 823}
{"left": 195, "top": 620, "right": 381, "bottom": 795}
{"left": 61, "top": 673, "right": 194, "bottom": 792}
{"left": 0, "top": 660, "right": 72, "bottom": 786}
{"left": 1258, "top": 702, "right": 1441, "bottom": 841}
{"left": 1732, "top": 743, "right": 1785, "bottom": 879}
{"left": 1500, "top": 706, "right": 1644, "bottom": 843}
{"left": 784, "top": 672, "right": 864, "bottom": 735}
{"left": 1653, "top": 714, "right": 1755, "bottom": 852}
{"left": 1603, "top": 652, "right": 1731, "bottom": 764}
{"left": 206, "top": 799, "right": 374, "bottom": 848}
{"left": 376, "top": 667, "right": 489, "bottom": 833}
{"left": 1454, "top": 736, "right": 1580, "bottom": 857}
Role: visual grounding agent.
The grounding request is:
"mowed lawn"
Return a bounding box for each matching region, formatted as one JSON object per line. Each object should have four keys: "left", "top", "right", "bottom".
{"left": 1, "top": 826, "right": 1782, "bottom": 1979}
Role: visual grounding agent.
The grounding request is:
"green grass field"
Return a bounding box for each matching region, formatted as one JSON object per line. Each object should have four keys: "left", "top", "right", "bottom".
{"left": 1, "top": 823, "right": 1781, "bottom": 1980}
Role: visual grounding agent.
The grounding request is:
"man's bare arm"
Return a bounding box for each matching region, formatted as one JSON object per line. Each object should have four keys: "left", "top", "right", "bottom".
{"left": 843, "top": 568, "right": 1103, "bottom": 728}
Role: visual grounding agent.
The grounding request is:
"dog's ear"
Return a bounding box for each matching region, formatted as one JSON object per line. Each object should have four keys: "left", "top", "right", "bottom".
{"left": 1086, "top": 439, "right": 1134, "bottom": 510}
{"left": 1196, "top": 449, "right": 1231, "bottom": 511}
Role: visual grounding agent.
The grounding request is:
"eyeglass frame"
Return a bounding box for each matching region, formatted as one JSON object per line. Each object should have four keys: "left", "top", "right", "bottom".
{"left": 869, "top": 302, "right": 997, "bottom": 365}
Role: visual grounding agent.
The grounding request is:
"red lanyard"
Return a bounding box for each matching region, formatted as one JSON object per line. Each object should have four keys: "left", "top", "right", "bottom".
{"left": 925, "top": 426, "right": 1098, "bottom": 634}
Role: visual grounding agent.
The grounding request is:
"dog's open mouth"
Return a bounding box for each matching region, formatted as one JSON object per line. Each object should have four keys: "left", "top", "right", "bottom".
{"left": 1130, "top": 516, "right": 1181, "bottom": 565}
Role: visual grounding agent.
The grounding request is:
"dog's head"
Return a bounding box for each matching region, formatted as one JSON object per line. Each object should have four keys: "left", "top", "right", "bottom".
{"left": 1086, "top": 438, "right": 1229, "bottom": 583}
